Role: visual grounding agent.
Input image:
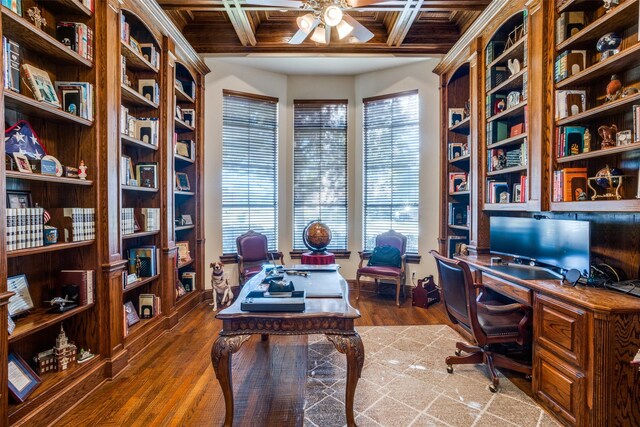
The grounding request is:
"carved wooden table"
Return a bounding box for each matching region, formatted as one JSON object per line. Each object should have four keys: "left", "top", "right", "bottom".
{"left": 212, "top": 269, "right": 363, "bottom": 427}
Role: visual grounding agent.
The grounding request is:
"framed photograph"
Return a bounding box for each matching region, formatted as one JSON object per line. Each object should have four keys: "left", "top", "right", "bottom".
{"left": 616, "top": 130, "right": 632, "bottom": 146}
{"left": 175, "top": 105, "right": 183, "bottom": 121}
{"left": 180, "top": 214, "right": 193, "bottom": 225}
{"left": 136, "top": 163, "right": 158, "bottom": 188}
{"left": 176, "top": 241, "right": 191, "bottom": 262}
{"left": 13, "top": 153, "right": 32, "bottom": 173}
{"left": 175, "top": 172, "right": 190, "bottom": 191}
{"left": 448, "top": 108, "right": 465, "bottom": 128}
{"left": 7, "top": 190, "right": 32, "bottom": 209}
{"left": 124, "top": 301, "right": 140, "bottom": 327}
{"left": 8, "top": 352, "right": 41, "bottom": 403}
{"left": 175, "top": 140, "right": 193, "bottom": 159}
{"left": 7, "top": 274, "right": 35, "bottom": 316}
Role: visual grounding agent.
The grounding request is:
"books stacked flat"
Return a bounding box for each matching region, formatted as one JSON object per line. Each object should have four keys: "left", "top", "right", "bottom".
{"left": 5, "top": 207, "right": 44, "bottom": 251}
{"left": 50, "top": 208, "right": 95, "bottom": 242}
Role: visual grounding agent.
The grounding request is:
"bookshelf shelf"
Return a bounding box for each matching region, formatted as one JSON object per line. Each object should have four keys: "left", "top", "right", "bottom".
{"left": 178, "top": 259, "right": 194, "bottom": 269}
{"left": 449, "top": 154, "right": 470, "bottom": 164}
{"left": 1, "top": 9, "right": 93, "bottom": 67}
{"left": 176, "top": 290, "right": 198, "bottom": 306}
{"left": 483, "top": 202, "right": 528, "bottom": 211}
{"left": 121, "top": 84, "right": 159, "bottom": 109}
{"left": 487, "top": 36, "right": 526, "bottom": 69}
{"left": 5, "top": 171, "right": 93, "bottom": 186}
{"left": 9, "top": 303, "right": 95, "bottom": 343}
{"left": 7, "top": 240, "right": 94, "bottom": 258}
{"left": 557, "top": 0, "right": 639, "bottom": 51}
{"left": 556, "top": 43, "right": 640, "bottom": 89}
{"left": 123, "top": 275, "right": 160, "bottom": 294}
{"left": 121, "top": 41, "right": 159, "bottom": 73}
{"left": 487, "top": 133, "right": 528, "bottom": 150}
{"left": 4, "top": 90, "right": 93, "bottom": 126}
{"left": 550, "top": 199, "right": 640, "bottom": 211}
{"left": 175, "top": 85, "right": 195, "bottom": 103}
{"left": 175, "top": 154, "right": 195, "bottom": 165}
{"left": 448, "top": 225, "right": 470, "bottom": 231}
{"left": 175, "top": 190, "right": 195, "bottom": 196}
{"left": 175, "top": 225, "right": 195, "bottom": 232}
{"left": 556, "top": 142, "right": 640, "bottom": 163}
{"left": 121, "top": 185, "right": 158, "bottom": 193}
{"left": 487, "top": 68, "right": 528, "bottom": 96}
{"left": 57, "top": 0, "right": 93, "bottom": 17}
{"left": 487, "top": 101, "right": 528, "bottom": 123}
{"left": 450, "top": 191, "right": 470, "bottom": 196}
{"left": 125, "top": 315, "right": 162, "bottom": 343}
{"left": 175, "top": 117, "right": 195, "bottom": 131}
{"left": 558, "top": 0, "right": 603, "bottom": 14}
{"left": 486, "top": 164, "right": 528, "bottom": 176}
{"left": 122, "top": 230, "right": 160, "bottom": 240}
{"left": 556, "top": 92, "right": 640, "bottom": 126}
{"left": 448, "top": 116, "right": 470, "bottom": 134}
{"left": 121, "top": 134, "right": 159, "bottom": 151}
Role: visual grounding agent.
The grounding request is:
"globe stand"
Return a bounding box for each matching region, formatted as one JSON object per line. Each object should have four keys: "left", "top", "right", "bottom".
{"left": 302, "top": 221, "right": 335, "bottom": 265}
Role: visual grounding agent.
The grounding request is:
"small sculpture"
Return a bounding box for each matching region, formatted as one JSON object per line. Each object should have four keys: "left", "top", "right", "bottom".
{"left": 598, "top": 124, "right": 618, "bottom": 149}
{"left": 606, "top": 74, "right": 622, "bottom": 102}
{"left": 622, "top": 87, "right": 639, "bottom": 98}
{"left": 507, "top": 58, "right": 521, "bottom": 76}
{"left": 77, "top": 348, "right": 95, "bottom": 364}
{"left": 27, "top": 7, "right": 47, "bottom": 30}
{"left": 45, "top": 296, "right": 77, "bottom": 313}
{"left": 597, "top": 32, "right": 621, "bottom": 61}
{"left": 583, "top": 129, "right": 591, "bottom": 153}
{"left": 78, "top": 160, "right": 87, "bottom": 180}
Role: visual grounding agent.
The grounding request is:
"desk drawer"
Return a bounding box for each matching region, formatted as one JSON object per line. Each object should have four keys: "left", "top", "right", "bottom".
{"left": 535, "top": 294, "right": 588, "bottom": 369}
{"left": 481, "top": 273, "right": 533, "bottom": 306}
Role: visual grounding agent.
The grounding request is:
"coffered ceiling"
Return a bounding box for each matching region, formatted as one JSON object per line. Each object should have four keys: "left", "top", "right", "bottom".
{"left": 158, "top": 0, "right": 490, "bottom": 54}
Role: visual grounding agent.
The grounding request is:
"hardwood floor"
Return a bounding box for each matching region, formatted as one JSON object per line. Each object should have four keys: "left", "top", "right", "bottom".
{"left": 56, "top": 290, "right": 519, "bottom": 426}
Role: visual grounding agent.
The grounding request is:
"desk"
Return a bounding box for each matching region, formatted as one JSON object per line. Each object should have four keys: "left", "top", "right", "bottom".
{"left": 212, "top": 269, "right": 363, "bottom": 427}
{"left": 301, "top": 251, "right": 335, "bottom": 265}
{"left": 458, "top": 254, "right": 640, "bottom": 427}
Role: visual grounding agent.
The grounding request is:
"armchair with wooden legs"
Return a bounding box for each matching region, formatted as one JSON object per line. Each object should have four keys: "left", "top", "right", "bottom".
{"left": 430, "top": 250, "right": 532, "bottom": 392}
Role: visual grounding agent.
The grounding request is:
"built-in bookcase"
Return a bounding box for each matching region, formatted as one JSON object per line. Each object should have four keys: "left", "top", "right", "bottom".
{"left": 552, "top": 0, "right": 640, "bottom": 211}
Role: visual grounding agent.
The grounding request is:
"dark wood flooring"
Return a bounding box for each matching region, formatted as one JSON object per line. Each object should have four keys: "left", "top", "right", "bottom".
{"left": 56, "top": 289, "right": 524, "bottom": 426}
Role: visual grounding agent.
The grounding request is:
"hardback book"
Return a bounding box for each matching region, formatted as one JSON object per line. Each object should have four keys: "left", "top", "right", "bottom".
{"left": 21, "top": 64, "right": 60, "bottom": 106}
{"left": 124, "top": 301, "right": 140, "bottom": 327}
{"left": 1, "top": 0, "right": 22, "bottom": 16}
{"left": 561, "top": 167, "right": 588, "bottom": 202}
{"left": 139, "top": 294, "right": 155, "bottom": 318}
{"left": 448, "top": 202, "right": 469, "bottom": 226}
{"left": 138, "top": 79, "right": 159, "bottom": 104}
{"left": 128, "top": 246, "right": 158, "bottom": 277}
{"left": 55, "top": 82, "right": 93, "bottom": 120}
{"left": 59, "top": 270, "right": 95, "bottom": 305}
{"left": 4, "top": 38, "right": 20, "bottom": 92}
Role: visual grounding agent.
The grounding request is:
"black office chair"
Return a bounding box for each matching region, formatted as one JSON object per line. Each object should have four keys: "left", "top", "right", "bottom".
{"left": 430, "top": 250, "right": 532, "bottom": 392}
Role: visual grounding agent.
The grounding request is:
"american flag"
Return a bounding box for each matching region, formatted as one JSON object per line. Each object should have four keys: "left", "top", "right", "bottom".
{"left": 5, "top": 120, "right": 47, "bottom": 160}
{"left": 43, "top": 209, "right": 51, "bottom": 224}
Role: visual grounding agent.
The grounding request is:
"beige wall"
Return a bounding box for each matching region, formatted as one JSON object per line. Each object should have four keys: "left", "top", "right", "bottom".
{"left": 203, "top": 58, "right": 441, "bottom": 288}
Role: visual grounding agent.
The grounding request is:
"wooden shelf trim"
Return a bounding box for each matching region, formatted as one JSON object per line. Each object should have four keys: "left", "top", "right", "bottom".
{"left": 176, "top": 290, "right": 199, "bottom": 306}
{"left": 487, "top": 36, "right": 526, "bottom": 69}
{"left": 125, "top": 315, "right": 162, "bottom": 343}
{"left": 175, "top": 225, "right": 195, "bottom": 232}
{"left": 7, "top": 240, "right": 94, "bottom": 258}
{"left": 449, "top": 154, "right": 471, "bottom": 164}
{"left": 449, "top": 191, "right": 470, "bottom": 196}
{"left": 557, "top": 0, "right": 639, "bottom": 51}
{"left": 9, "top": 303, "right": 95, "bottom": 343}
{"left": 121, "top": 84, "right": 159, "bottom": 109}
{"left": 487, "top": 101, "right": 528, "bottom": 123}
{"left": 551, "top": 199, "right": 640, "bottom": 211}
{"left": 5, "top": 171, "right": 93, "bottom": 186}
{"left": 448, "top": 224, "right": 470, "bottom": 231}
{"left": 178, "top": 259, "right": 194, "bottom": 269}
{"left": 121, "top": 41, "right": 159, "bottom": 73}
{"left": 123, "top": 275, "right": 160, "bottom": 294}
{"left": 57, "top": 0, "right": 93, "bottom": 17}
{"left": 121, "top": 134, "right": 159, "bottom": 151}
{"left": 487, "top": 133, "right": 528, "bottom": 150}
{"left": 122, "top": 230, "right": 160, "bottom": 240}
{"left": 486, "top": 164, "right": 527, "bottom": 176}
{"left": 558, "top": 0, "right": 603, "bottom": 14}
{"left": 175, "top": 117, "right": 195, "bottom": 131}
{"left": 487, "top": 68, "right": 528, "bottom": 96}
{"left": 175, "top": 154, "right": 195, "bottom": 164}
{"left": 1, "top": 9, "right": 92, "bottom": 67}
{"left": 121, "top": 185, "right": 158, "bottom": 193}
{"left": 483, "top": 202, "right": 528, "bottom": 211}
{"left": 556, "top": 142, "right": 640, "bottom": 163}
{"left": 175, "top": 190, "right": 195, "bottom": 196}
{"left": 4, "top": 90, "right": 94, "bottom": 126}
{"left": 556, "top": 92, "right": 640, "bottom": 126}
{"left": 556, "top": 43, "right": 640, "bottom": 89}
{"left": 448, "top": 116, "right": 471, "bottom": 133}
{"left": 175, "top": 85, "right": 195, "bottom": 103}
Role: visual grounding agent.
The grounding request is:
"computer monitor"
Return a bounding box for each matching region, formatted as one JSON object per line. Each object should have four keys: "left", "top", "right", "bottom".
{"left": 490, "top": 216, "right": 590, "bottom": 274}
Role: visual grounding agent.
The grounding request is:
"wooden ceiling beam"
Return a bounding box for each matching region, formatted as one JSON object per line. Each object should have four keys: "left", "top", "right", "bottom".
{"left": 222, "top": 0, "right": 258, "bottom": 46}
{"left": 385, "top": 0, "right": 424, "bottom": 46}
{"left": 158, "top": 0, "right": 491, "bottom": 11}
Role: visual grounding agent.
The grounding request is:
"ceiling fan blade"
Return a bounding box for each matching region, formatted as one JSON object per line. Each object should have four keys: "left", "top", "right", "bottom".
{"left": 347, "top": 0, "right": 392, "bottom": 7}
{"left": 325, "top": 25, "right": 331, "bottom": 44}
{"left": 245, "top": 0, "right": 303, "bottom": 8}
{"left": 342, "top": 14, "right": 374, "bottom": 42}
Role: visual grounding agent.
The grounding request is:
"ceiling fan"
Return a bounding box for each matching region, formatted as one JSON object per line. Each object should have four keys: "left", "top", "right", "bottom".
{"left": 246, "top": 0, "right": 376, "bottom": 44}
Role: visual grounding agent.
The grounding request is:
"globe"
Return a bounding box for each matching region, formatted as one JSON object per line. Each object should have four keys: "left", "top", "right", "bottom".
{"left": 303, "top": 221, "right": 332, "bottom": 253}
{"left": 595, "top": 165, "right": 622, "bottom": 189}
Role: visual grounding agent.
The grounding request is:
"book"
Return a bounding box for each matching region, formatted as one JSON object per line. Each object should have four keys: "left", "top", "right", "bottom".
{"left": 1, "top": 0, "right": 21, "bottom": 16}
{"left": 128, "top": 246, "right": 158, "bottom": 277}
{"left": 446, "top": 236, "right": 468, "bottom": 258}
{"left": 139, "top": 294, "right": 155, "bottom": 318}
{"left": 3, "top": 38, "right": 20, "bottom": 92}
{"left": 59, "top": 270, "right": 95, "bottom": 305}
{"left": 55, "top": 82, "right": 94, "bottom": 120}
{"left": 124, "top": 301, "right": 140, "bottom": 327}
{"left": 21, "top": 64, "right": 60, "bottom": 106}
{"left": 555, "top": 90, "right": 586, "bottom": 119}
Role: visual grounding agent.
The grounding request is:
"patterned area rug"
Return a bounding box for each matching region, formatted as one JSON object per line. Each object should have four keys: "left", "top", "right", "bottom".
{"left": 304, "top": 325, "right": 560, "bottom": 427}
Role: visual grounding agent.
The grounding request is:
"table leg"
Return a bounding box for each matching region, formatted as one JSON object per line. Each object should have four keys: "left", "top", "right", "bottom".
{"left": 211, "top": 334, "right": 250, "bottom": 427}
{"left": 326, "top": 333, "right": 365, "bottom": 427}
{"left": 261, "top": 333, "right": 269, "bottom": 342}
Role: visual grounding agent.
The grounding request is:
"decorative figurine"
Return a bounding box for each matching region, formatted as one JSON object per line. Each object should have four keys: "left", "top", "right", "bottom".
{"left": 27, "top": 7, "right": 47, "bottom": 30}
{"left": 598, "top": 124, "right": 618, "bottom": 149}
{"left": 44, "top": 296, "right": 78, "bottom": 313}
{"left": 583, "top": 129, "right": 591, "bottom": 152}
{"left": 53, "top": 326, "right": 77, "bottom": 371}
{"left": 622, "top": 87, "right": 639, "bottom": 98}
{"left": 507, "top": 58, "right": 521, "bottom": 76}
{"left": 606, "top": 74, "right": 622, "bottom": 102}
{"left": 78, "top": 160, "right": 87, "bottom": 180}
{"left": 77, "top": 348, "right": 95, "bottom": 364}
{"left": 596, "top": 32, "right": 621, "bottom": 61}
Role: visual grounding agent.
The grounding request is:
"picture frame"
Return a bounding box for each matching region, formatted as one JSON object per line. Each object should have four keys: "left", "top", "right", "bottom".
{"left": 176, "top": 241, "right": 191, "bottom": 262}
{"left": 8, "top": 352, "right": 41, "bottom": 403}
{"left": 175, "top": 172, "right": 190, "bottom": 191}
{"left": 7, "top": 274, "right": 35, "bottom": 316}
{"left": 13, "top": 153, "right": 32, "bottom": 173}
{"left": 136, "top": 163, "right": 158, "bottom": 188}
{"left": 180, "top": 214, "right": 193, "bottom": 225}
{"left": 448, "top": 108, "right": 465, "bottom": 128}
{"left": 6, "top": 190, "right": 32, "bottom": 209}
{"left": 616, "top": 130, "right": 632, "bottom": 146}
{"left": 175, "top": 140, "right": 192, "bottom": 159}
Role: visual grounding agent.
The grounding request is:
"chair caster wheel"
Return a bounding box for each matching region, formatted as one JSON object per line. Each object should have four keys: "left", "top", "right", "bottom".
{"left": 446, "top": 365, "right": 453, "bottom": 374}
{"left": 489, "top": 384, "right": 499, "bottom": 393}
{"left": 454, "top": 349, "right": 462, "bottom": 356}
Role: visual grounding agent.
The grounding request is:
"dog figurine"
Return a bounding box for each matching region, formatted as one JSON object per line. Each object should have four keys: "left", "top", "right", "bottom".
{"left": 209, "top": 261, "right": 233, "bottom": 311}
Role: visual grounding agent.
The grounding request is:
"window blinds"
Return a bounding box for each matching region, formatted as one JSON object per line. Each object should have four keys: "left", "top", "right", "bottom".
{"left": 293, "top": 100, "right": 348, "bottom": 250}
{"left": 221, "top": 91, "right": 278, "bottom": 253}
{"left": 363, "top": 91, "right": 420, "bottom": 252}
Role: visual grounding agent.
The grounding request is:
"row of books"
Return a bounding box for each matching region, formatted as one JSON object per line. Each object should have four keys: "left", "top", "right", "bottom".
{"left": 555, "top": 11, "right": 585, "bottom": 46}
{"left": 120, "top": 106, "right": 159, "bottom": 145}
{"left": 60, "top": 270, "right": 95, "bottom": 306}
{"left": 488, "top": 143, "right": 527, "bottom": 172}
{"left": 487, "top": 175, "right": 527, "bottom": 204}
{"left": 120, "top": 15, "right": 161, "bottom": 69}
{"left": 57, "top": 21, "right": 94, "bottom": 61}
{"left": 552, "top": 168, "right": 588, "bottom": 202}
{"left": 2, "top": 37, "right": 19, "bottom": 92}
{"left": 120, "top": 157, "right": 158, "bottom": 188}
{"left": 127, "top": 246, "right": 159, "bottom": 278}
{"left": 121, "top": 208, "right": 161, "bottom": 235}
{"left": 487, "top": 120, "right": 527, "bottom": 146}
{"left": 555, "top": 125, "right": 588, "bottom": 158}
{"left": 52, "top": 207, "right": 96, "bottom": 242}
{"left": 448, "top": 202, "right": 470, "bottom": 227}
{"left": 5, "top": 207, "right": 44, "bottom": 251}
{"left": 633, "top": 106, "right": 640, "bottom": 144}
{"left": 554, "top": 50, "right": 586, "bottom": 83}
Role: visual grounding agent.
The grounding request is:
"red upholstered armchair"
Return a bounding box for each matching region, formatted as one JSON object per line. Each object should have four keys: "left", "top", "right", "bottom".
{"left": 236, "top": 230, "right": 283, "bottom": 285}
{"left": 356, "top": 230, "right": 407, "bottom": 307}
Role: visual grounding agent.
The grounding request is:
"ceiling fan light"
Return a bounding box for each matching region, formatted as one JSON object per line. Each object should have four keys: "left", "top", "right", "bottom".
{"left": 297, "top": 13, "right": 316, "bottom": 33}
{"left": 323, "top": 5, "right": 343, "bottom": 26}
{"left": 335, "top": 19, "right": 353, "bottom": 39}
{"left": 310, "top": 25, "right": 328, "bottom": 43}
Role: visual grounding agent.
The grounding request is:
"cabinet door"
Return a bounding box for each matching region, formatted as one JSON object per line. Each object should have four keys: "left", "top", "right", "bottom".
{"left": 535, "top": 293, "right": 588, "bottom": 369}
{"left": 533, "top": 347, "right": 586, "bottom": 427}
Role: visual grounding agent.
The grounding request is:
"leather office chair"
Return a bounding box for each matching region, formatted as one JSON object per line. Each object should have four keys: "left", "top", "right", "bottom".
{"left": 430, "top": 250, "right": 532, "bottom": 392}
{"left": 236, "top": 230, "right": 282, "bottom": 285}
{"left": 356, "top": 230, "right": 407, "bottom": 307}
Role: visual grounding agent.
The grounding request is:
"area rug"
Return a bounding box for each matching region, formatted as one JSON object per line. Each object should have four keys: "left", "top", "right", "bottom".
{"left": 304, "top": 325, "right": 560, "bottom": 427}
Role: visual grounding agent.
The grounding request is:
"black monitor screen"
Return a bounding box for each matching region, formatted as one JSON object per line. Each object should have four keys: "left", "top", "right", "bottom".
{"left": 490, "top": 217, "right": 590, "bottom": 273}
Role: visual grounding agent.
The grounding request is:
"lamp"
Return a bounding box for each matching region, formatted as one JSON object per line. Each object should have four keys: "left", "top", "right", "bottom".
{"left": 323, "top": 5, "right": 343, "bottom": 26}
{"left": 335, "top": 19, "right": 353, "bottom": 39}
{"left": 310, "top": 25, "right": 327, "bottom": 44}
{"left": 296, "top": 13, "right": 316, "bottom": 33}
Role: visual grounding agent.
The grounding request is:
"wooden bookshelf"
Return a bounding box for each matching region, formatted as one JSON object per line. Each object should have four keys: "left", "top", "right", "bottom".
{"left": 557, "top": 0, "right": 602, "bottom": 14}
{"left": 487, "top": 101, "right": 528, "bottom": 123}
{"left": 448, "top": 116, "right": 470, "bottom": 133}
{"left": 487, "top": 36, "right": 527, "bottom": 68}
{"left": 175, "top": 117, "right": 195, "bottom": 131}
{"left": 7, "top": 239, "right": 94, "bottom": 259}
{"left": 448, "top": 225, "right": 470, "bottom": 231}
{"left": 121, "top": 134, "right": 159, "bottom": 151}
{"left": 175, "top": 85, "right": 195, "bottom": 103}
{"left": 556, "top": 92, "right": 640, "bottom": 126}
{"left": 57, "top": 0, "right": 94, "bottom": 17}
{"left": 4, "top": 90, "right": 93, "bottom": 126}
{"left": 175, "top": 225, "right": 196, "bottom": 232}
{"left": 487, "top": 133, "right": 528, "bottom": 150}
{"left": 175, "top": 190, "right": 195, "bottom": 196}
{"left": 486, "top": 68, "right": 528, "bottom": 96}
{"left": 122, "top": 185, "right": 158, "bottom": 193}
{"left": 122, "top": 230, "right": 160, "bottom": 240}
{"left": 5, "top": 171, "right": 93, "bottom": 186}
{"left": 121, "top": 84, "right": 159, "bottom": 109}
{"left": 486, "top": 164, "right": 528, "bottom": 176}
{"left": 449, "top": 154, "right": 470, "bottom": 164}
{"left": 177, "top": 259, "right": 194, "bottom": 269}
{"left": 123, "top": 275, "right": 160, "bottom": 294}
{"left": 556, "top": 142, "right": 640, "bottom": 163}
{"left": 121, "top": 41, "right": 159, "bottom": 73}
{"left": 9, "top": 303, "right": 95, "bottom": 343}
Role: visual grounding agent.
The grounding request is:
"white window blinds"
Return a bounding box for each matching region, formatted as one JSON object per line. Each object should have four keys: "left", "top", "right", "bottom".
{"left": 293, "top": 100, "right": 348, "bottom": 250}
{"left": 222, "top": 90, "right": 278, "bottom": 253}
{"left": 363, "top": 90, "right": 420, "bottom": 252}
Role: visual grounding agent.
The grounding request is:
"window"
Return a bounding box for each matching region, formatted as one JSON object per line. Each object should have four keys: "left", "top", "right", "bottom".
{"left": 293, "top": 100, "right": 348, "bottom": 250}
{"left": 363, "top": 90, "right": 420, "bottom": 252}
{"left": 221, "top": 90, "right": 278, "bottom": 253}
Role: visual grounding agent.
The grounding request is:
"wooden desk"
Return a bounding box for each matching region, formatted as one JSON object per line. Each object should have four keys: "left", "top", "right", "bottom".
{"left": 212, "top": 269, "right": 363, "bottom": 427}
{"left": 458, "top": 254, "right": 640, "bottom": 427}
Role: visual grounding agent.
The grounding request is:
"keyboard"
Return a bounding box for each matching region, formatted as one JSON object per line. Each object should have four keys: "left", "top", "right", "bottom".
{"left": 605, "top": 280, "right": 640, "bottom": 298}
{"left": 486, "top": 264, "right": 562, "bottom": 280}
